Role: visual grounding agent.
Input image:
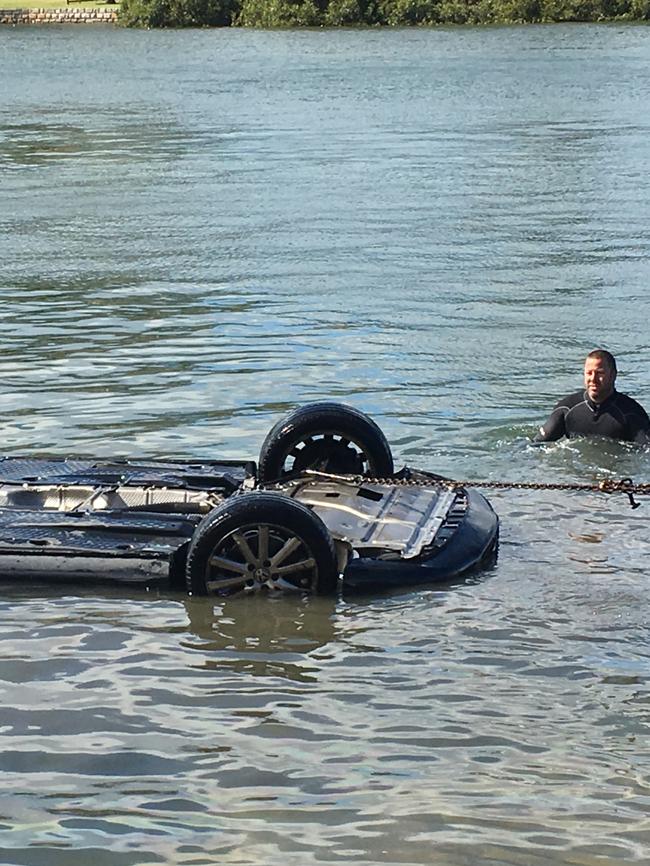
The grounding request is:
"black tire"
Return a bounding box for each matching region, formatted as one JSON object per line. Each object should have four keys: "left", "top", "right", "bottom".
{"left": 185, "top": 492, "right": 339, "bottom": 596}
{"left": 258, "top": 402, "right": 394, "bottom": 483}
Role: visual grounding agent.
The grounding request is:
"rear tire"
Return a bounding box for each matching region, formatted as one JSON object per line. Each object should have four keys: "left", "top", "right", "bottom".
{"left": 258, "top": 402, "right": 394, "bottom": 483}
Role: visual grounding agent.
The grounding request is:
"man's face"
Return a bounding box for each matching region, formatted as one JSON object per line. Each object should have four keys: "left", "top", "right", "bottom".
{"left": 584, "top": 357, "right": 616, "bottom": 404}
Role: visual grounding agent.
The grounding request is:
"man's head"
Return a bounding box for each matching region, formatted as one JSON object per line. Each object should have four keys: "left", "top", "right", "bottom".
{"left": 584, "top": 349, "right": 617, "bottom": 404}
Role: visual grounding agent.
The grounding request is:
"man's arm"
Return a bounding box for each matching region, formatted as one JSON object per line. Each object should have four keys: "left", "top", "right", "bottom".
{"left": 628, "top": 406, "right": 650, "bottom": 446}
{"left": 533, "top": 404, "right": 568, "bottom": 442}
{"left": 634, "top": 428, "right": 650, "bottom": 446}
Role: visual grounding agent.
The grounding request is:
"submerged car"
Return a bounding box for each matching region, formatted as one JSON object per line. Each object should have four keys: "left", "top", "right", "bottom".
{"left": 0, "top": 403, "right": 498, "bottom": 595}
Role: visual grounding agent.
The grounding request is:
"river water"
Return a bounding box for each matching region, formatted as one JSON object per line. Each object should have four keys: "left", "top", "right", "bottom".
{"left": 1, "top": 22, "right": 650, "bottom": 866}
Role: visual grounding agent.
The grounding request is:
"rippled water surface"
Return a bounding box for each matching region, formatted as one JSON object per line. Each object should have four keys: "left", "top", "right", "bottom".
{"left": 2, "top": 23, "right": 650, "bottom": 866}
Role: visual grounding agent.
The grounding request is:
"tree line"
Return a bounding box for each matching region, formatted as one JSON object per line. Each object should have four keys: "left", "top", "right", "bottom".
{"left": 119, "top": 0, "right": 650, "bottom": 27}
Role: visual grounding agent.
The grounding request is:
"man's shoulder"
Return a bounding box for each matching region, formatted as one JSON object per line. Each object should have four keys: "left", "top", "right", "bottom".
{"left": 554, "top": 390, "right": 586, "bottom": 410}
{"left": 613, "top": 391, "right": 650, "bottom": 420}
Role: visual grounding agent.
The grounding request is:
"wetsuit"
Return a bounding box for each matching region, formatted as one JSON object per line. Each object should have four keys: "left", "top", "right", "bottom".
{"left": 535, "top": 389, "right": 650, "bottom": 445}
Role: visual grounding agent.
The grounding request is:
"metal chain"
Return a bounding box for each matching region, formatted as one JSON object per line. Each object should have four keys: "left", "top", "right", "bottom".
{"left": 297, "top": 470, "right": 647, "bottom": 510}
{"left": 470, "top": 478, "right": 642, "bottom": 494}
{"left": 304, "top": 468, "right": 650, "bottom": 495}
{"left": 364, "top": 475, "right": 650, "bottom": 494}
{"left": 351, "top": 473, "right": 649, "bottom": 509}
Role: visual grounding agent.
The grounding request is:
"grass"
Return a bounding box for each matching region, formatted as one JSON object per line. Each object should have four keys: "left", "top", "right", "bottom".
{"left": 3, "top": 0, "right": 118, "bottom": 8}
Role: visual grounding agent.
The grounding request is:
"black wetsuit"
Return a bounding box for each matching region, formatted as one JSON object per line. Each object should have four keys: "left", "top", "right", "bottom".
{"left": 535, "top": 389, "right": 650, "bottom": 445}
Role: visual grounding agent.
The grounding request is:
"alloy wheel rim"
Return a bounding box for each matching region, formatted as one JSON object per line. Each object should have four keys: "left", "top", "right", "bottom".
{"left": 204, "top": 522, "right": 319, "bottom": 594}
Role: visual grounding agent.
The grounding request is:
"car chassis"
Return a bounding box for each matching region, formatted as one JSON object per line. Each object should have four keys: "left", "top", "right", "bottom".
{"left": 0, "top": 404, "right": 499, "bottom": 595}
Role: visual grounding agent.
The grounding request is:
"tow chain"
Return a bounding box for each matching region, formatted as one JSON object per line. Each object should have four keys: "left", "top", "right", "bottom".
{"left": 305, "top": 471, "right": 649, "bottom": 510}
{"left": 444, "top": 476, "right": 647, "bottom": 510}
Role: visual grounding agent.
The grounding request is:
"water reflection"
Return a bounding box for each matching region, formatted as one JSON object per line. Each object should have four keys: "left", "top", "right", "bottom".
{"left": 182, "top": 595, "right": 339, "bottom": 682}
{"left": 0, "top": 119, "right": 196, "bottom": 169}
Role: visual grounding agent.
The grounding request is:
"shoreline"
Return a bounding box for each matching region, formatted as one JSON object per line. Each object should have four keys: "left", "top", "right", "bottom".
{"left": 1, "top": 7, "right": 648, "bottom": 24}
{"left": 0, "top": 6, "right": 117, "bottom": 21}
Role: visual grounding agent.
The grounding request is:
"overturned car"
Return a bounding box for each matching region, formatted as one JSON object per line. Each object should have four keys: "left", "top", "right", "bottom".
{"left": 0, "top": 403, "right": 498, "bottom": 595}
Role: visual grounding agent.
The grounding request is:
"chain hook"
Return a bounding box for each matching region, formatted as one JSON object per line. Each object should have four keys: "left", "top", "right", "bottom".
{"left": 620, "top": 477, "right": 641, "bottom": 510}
{"left": 598, "top": 477, "right": 640, "bottom": 509}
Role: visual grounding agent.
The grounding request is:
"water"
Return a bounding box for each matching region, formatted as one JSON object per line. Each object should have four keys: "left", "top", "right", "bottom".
{"left": 1, "top": 22, "right": 650, "bottom": 866}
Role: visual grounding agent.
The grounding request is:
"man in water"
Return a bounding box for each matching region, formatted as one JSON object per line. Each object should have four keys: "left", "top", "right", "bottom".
{"left": 535, "top": 350, "right": 650, "bottom": 445}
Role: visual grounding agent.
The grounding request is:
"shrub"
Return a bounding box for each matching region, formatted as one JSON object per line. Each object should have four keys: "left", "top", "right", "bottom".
{"left": 627, "top": 0, "right": 649, "bottom": 14}
{"left": 119, "top": 0, "right": 237, "bottom": 26}
{"left": 236, "top": 0, "right": 323, "bottom": 25}
{"left": 324, "top": 0, "right": 369, "bottom": 23}
{"left": 457, "top": 0, "right": 541, "bottom": 22}
{"left": 539, "top": 0, "right": 606, "bottom": 18}
{"left": 431, "top": 0, "right": 469, "bottom": 21}
{"left": 378, "top": 0, "right": 440, "bottom": 23}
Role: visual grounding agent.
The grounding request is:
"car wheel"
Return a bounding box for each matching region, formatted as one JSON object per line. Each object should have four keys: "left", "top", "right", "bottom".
{"left": 258, "top": 402, "right": 394, "bottom": 483}
{"left": 185, "top": 492, "right": 339, "bottom": 596}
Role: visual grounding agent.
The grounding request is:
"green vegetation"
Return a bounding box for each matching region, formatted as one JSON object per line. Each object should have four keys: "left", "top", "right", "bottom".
{"left": 120, "top": 0, "right": 232, "bottom": 23}
{"left": 116, "top": 0, "right": 650, "bottom": 25}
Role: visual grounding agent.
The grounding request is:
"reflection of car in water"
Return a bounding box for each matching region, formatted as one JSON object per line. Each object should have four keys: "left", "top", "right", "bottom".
{"left": 0, "top": 403, "right": 499, "bottom": 596}
{"left": 183, "top": 594, "right": 339, "bottom": 681}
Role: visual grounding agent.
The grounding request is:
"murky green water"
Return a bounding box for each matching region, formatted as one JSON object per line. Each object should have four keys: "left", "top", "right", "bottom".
{"left": 1, "top": 23, "right": 650, "bottom": 866}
